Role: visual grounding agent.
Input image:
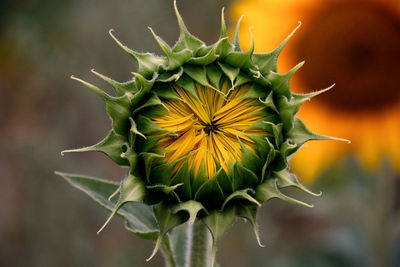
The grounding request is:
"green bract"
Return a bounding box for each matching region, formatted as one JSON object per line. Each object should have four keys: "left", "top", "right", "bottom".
{"left": 57, "top": 2, "right": 345, "bottom": 265}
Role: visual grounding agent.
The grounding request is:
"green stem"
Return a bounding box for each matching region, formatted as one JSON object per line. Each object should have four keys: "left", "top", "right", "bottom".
{"left": 189, "top": 221, "right": 210, "bottom": 267}
{"left": 161, "top": 237, "right": 176, "bottom": 267}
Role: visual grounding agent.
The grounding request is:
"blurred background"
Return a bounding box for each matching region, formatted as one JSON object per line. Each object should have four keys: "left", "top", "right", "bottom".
{"left": 0, "top": 0, "right": 399, "bottom": 266}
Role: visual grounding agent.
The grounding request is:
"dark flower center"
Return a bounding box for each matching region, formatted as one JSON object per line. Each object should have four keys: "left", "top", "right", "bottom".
{"left": 203, "top": 121, "right": 219, "bottom": 135}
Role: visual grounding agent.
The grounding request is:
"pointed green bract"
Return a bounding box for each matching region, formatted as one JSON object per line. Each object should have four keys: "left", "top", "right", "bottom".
{"left": 171, "top": 200, "right": 205, "bottom": 225}
{"left": 148, "top": 202, "right": 188, "bottom": 261}
{"left": 202, "top": 207, "right": 236, "bottom": 267}
{"left": 236, "top": 205, "right": 263, "bottom": 247}
{"left": 59, "top": 1, "right": 347, "bottom": 264}
{"left": 61, "top": 130, "right": 129, "bottom": 166}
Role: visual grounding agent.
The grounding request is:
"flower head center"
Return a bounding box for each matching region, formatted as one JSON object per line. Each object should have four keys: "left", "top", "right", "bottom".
{"left": 203, "top": 121, "right": 219, "bottom": 135}
{"left": 152, "top": 81, "right": 268, "bottom": 178}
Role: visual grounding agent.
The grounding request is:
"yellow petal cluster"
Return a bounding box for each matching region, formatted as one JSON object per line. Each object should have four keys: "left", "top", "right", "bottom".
{"left": 153, "top": 82, "right": 267, "bottom": 177}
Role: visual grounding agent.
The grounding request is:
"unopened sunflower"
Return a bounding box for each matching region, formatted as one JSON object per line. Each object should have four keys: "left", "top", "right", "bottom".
{"left": 231, "top": 0, "right": 400, "bottom": 183}
{"left": 57, "top": 1, "right": 345, "bottom": 266}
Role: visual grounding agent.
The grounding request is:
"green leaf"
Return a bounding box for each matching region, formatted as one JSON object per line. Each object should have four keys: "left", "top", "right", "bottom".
{"left": 246, "top": 135, "right": 275, "bottom": 165}
{"left": 147, "top": 183, "right": 182, "bottom": 202}
{"left": 273, "top": 169, "right": 321, "bottom": 196}
{"left": 132, "top": 92, "right": 167, "bottom": 115}
{"left": 171, "top": 200, "right": 205, "bottom": 225}
{"left": 55, "top": 172, "right": 158, "bottom": 240}
{"left": 276, "top": 86, "right": 334, "bottom": 133}
{"left": 259, "top": 91, "right": 278, "bottom": 113}
{"left": 222, "top": 189, "right": 260, "bottom": 210}
{"left": 134, "top": 131, "right": 167, "bottom": 153}
{"left": 252, "top": 22, "right": 301, "bottom": 73}
{"left": 232, "top": 15, "right": 244, "bottom": 52}
{"left": 149, "top": 27, "right": 192, "bottom": 71}
{"left": 188, "top": 40, "right": 221, "bottom": 66}
{"left": 206, "top": 63, "right": 223, "bottom": 90}
{"left": 279, "top": 139, "right": 297, "bottom": 158}
{"left": 194, "top": 177, "right": 225, "bottom": 210}
{"left": 139, "top": 152, "right": 165, "bottom": 183}
{"left": 153, "top": 82, "right": 180, "bottom": 101}
{"left": 183, "top": 64, "right": 214, "bottom": 88}
{"left": 172, "top": 0, "right": 204, "bottom": 53}
{"left": 233, "top": 71, "right": 252, "bottom": 88}
{"left": 150, "top": 162, "right": 176, "bottom": 185}
{"left": 255, "top": 179, "right": 313, "bottom": 207}
{"left": 170, "top": 160, "right": 192, "bottom": 201}
{"left": 136, "top": 115, "right": 169, "bottom": 135}
{"left": 129, "top": 117, "right": 146, "bottom": 140}
{"left": 217, "top": 62, "right": 240, "bottom": 91}
{"left": 147, "top": 202, "right": 188, "bottom": 262}
{"left": 236, "top": 205, "right": 263, "bottom": 247}
{"left": 109, "top": 29, "right": 165, "bottom": 79}
{"left": 70, "top": 76, "right": 132, "bottom": 135}
{"left": 202, "top": 207, "right": 236, "bottom": 267}
{"left": 91, "top": 69, "right": 137, "bottom": 96}
{"left": 157, "top": 67, "right": 184, "bottom": 83}
{"left": 191, "top": 163, "right": 208, "bottom": 196}
{"left": 97, "top": 174, "right": 147, "bottom": 234}
{"left": 224, "top": 27, "right": 255, "bottom": 70}
{"left": 61, "top": 130, "right": 129, "bottom": 166}
{"left": 240, "top": 142, "right": 264, "bottom": 177}
{"left": 176, "top": 73, "right": 200, "bottom": 100}
{"left": 287, "top": 117, "right": 350, "bottom": 147}
{"left": 267, "top": 61, "right": 304, "bottom": 100}
{"left": 213, "top": 167, "right": 233, "bottom": 198}
{"left": 261, "top": 137, "right": 277, "bottom": 181}
{"left": 232, "top": 161, "right": 259, "bottom": 192}
{"left": 216, "top": 7, "right": 233, "bottom": 58}
{"left": 263, "top": 122, "right": 283, "bottom": 148}
{"left": 133, "top": 72, "right": 158, "bottom": 100}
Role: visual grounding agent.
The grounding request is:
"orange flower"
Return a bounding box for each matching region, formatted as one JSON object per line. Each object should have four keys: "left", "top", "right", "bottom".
{"left": 231, "top": 0, "right": 400, "bottom": 183}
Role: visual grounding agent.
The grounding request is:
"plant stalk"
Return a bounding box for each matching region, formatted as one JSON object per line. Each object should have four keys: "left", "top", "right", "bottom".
{"left": 189, "top": 221, "right": 210, "bottom": 267}
{"left": 161, "top": 237, "right": 176, "bottom": 267}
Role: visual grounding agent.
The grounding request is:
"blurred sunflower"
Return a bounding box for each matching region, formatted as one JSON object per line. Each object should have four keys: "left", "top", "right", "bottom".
{"left": 231, "top": 0, "right": 400, "bottom": 183}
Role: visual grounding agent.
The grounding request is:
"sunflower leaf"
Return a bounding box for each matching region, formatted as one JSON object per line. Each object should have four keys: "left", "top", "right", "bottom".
{"left": 55, "top": 172, "right": 158, "bottom": 240}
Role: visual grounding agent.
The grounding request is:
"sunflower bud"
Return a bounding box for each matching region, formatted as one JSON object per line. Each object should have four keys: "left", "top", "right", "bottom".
{"left": 57, "top": 1, "right": 346, "bottom": 264}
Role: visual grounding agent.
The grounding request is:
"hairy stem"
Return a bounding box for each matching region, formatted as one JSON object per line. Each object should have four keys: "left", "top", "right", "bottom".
{"left": 161, "top": 237, "right": 176, "bottom": 267}
{"left": 189, "top": 221, "right": 210, "bottom": 267}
